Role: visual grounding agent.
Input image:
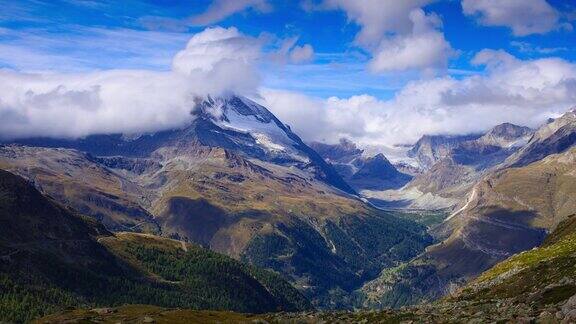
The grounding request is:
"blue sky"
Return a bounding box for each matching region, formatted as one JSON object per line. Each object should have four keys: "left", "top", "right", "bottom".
{"left": 1, "top": 0, "right": 576, "bottom": 147}
{"left": 1, "top": 0, "right": 574, "bottom": 99}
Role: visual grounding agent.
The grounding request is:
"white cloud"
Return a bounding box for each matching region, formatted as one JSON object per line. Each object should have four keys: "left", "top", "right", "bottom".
{"left": 318, "top": 0, "right": 453, "bottom": 72}
{"left": 0, "top": 27, "right": 263, "bottom": 140}
{"left": 289, "top": 44, "right": 315, "bottom": 64}
{"left": 462, "top": 0, "right": 566, "bottom": 36}
{"left": 368, "top": 9, "right": 453, "bottom": 72}
{"left": 191, "top": 0, "right": 271, "bottom": 25}
{"left": 261, "top": 50, "right": 576, "bottom": 148}
{"left": 471, "top": 49, "right": 518, "bottom": 68}
{"left": 322, "top": 0, "right": 433, "bottom": 47}
{"left": 0, "top": 70, "right": 194, "bottom": 139}
{"left": 171, "top": 27, "right": 261, "bottom": 94}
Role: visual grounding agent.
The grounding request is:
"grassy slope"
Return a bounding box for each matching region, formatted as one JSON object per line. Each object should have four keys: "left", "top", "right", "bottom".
{"left": 391, "top": 209, "right": 450, "bottom": 228}
{"left": 1, "top": 231, "right": 312, "bottom": 323}
{"left": 0, "top": 145, "right": 158, "bottom": 233}
{"left": 357, "top": 148, "right": 576, "bottom": 309}
{"left": 150, "top": 148, "right": 432, "bottom": 308}
{"left": 101, "top": 233, "right": 312, "bottom": 313}
{"left": 0, "top": 170, "right": 311, "bottom": 323}
{"left": 1, "top": 144, "right": 432, "bottom": 310}
{"left": 39, "top": 216, "right": 576, "bottom": 323}
{"left": 457, "top": 215, "right": 576, "bottom": 305}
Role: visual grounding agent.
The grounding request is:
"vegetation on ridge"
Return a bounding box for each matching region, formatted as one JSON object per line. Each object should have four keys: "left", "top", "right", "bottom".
{"left": 0, "top": 170, "right": 311, "bottom": 323}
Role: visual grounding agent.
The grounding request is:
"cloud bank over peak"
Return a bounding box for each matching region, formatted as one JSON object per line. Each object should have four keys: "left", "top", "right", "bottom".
{"left": 261, "top": 50, "right": 576, "bottom": 148}
{"left": 172, "top": 26, "right": 262, "bottom": 94}
{"left": 0, "top": 27, "right": 263, "bottom": 140}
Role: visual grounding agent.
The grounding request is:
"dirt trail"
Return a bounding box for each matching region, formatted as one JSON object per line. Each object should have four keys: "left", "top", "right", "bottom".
{"left": 180, "top": 241, "right": 188, "bottom": 252}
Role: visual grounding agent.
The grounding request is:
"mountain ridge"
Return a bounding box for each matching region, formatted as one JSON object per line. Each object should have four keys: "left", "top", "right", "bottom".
{"left": 310, "top": 139, "right": 413, "bottom": 191}
{"left": 357, "top": 110, "right": 576, "bottom": 309}
{"left": 0, "top": 96, "right": 431, "bottom": 309}
{"left": 0, "top": 169, "right": 312, "bottom": 323}
{"left": 9, "top": 95, "right": 355, "bottom": 195}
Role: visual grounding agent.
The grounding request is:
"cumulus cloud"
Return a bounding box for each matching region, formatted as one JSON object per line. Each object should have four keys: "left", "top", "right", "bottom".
{"left": 261, "top": 50, "right": 576, "bottom": 149}
{"left": 0, "top": 27, "right": 263, "bottom": 140}
{"left": 321, "top": 0, "right": 433, "bottom": 47}
{"left": 462, "top": 0, "right": 568, "bottom": 36}
{"left": 318, "top": 0, "right": 453, "bottom": 72}
{"left": 368, "top": 9, "right": 453, "bottom": 72}
{"left": 172, "top": 26, "right": 261, "bottom": 93}
{"left": 191, "top": 0, "right": 272, "bottom": 25}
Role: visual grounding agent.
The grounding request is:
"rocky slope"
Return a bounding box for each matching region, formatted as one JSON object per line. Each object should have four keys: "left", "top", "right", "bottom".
{"left": 309, "top": 139, "right": 412, "bottom": 191}
{"left": 1, "top": 96, "right": 431, "bottom": 309}
{"left": 407, "top": 134, "right": 481, "bottom": 170}
{"left": 358, "top": 141, "right": 576, "bottom": 309}
{"left": 0, "top": 169, "right": 311, "bottom": 323}
{"left": 445, "top": 214, "right": 576, "bottom": 322}
{"left": 38, "top": 214, "right": 576, "bottom": 323}
{"left": 0, "top": 145, "right": 159, "bottom": 233}
{"left": 505, "top": 108, "right": 576, "bottom": 167}
{"left": 15, "top": 96, "right": 354, "bottom": 195}
{"left": 365, "top": 123, "right": 534, "bottom": 210}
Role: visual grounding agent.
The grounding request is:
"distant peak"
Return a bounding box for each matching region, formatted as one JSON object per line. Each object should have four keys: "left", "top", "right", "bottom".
{"left": 372, "top": 153, "right": 388, "bottom": 160}
{"left": 487, "top": 122, "right": 532, "bottom": 137}
{"left": 366, "top": 153, "right": 393, "bottom": 166}
{"left": 338, "top": 138, "right": 359, "bottom": 149}
{"left": 191, "top": 95, "right": 275, "bottom": 124}
{"left": 546, "top": 108, "right": 576, "bottom": 126}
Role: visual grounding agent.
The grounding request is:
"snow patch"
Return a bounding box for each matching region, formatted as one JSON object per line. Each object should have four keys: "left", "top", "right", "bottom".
{"left": 216, "top": 104, "right": 309, "bottom": 162}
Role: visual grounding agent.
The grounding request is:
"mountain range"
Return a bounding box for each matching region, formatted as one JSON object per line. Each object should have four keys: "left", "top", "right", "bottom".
{"left": 361, "top": 121, "right": 536, "bottom": 210}
{"left": 0, "top": 95, "right": 430, "bottom": 311}
{"left": 1, "top": 94, "right": 575, "bottom": 323}
{"left": 0, "top": 169, "right": 311, "bottom": 323}
{"left": 309, "top": 138, "right": 413, "bottom": 191}
{"left": 356, "top": 108, "right": 576, "bottom": 309}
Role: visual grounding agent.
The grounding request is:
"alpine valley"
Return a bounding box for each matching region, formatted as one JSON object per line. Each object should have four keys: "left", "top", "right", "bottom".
{"left": 2, "top": 89, "right": 576, "bottom": 323}
{"left": 4, "top": 0, "right": 576, "bottom": 321}
{"left": 1, "top": 96, "right": 433, "bottom": 321}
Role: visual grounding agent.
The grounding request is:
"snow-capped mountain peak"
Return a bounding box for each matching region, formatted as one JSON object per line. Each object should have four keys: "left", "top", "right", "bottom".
{"left": 192, "top": 95, "right": 308, "bottom": 162}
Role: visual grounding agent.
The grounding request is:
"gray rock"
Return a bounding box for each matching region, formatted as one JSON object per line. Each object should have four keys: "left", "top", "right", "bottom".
{"left": 562, "top": 294, "right": 576, "bottom": 314}
{"left": 562, "top": 309, "right": 576, "bottom": 324}
{"left": 556, "top": 310, "right": 565, "bottom": 320}
{"left": 91, "top": 308, "right": 114, "bottom": 315}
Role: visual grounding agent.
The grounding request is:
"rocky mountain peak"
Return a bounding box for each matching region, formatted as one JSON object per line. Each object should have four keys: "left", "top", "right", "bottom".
{"left": 504, "top": 108, "right": 576, "bottom": 167}
{"left": 486, "top": 122, "right": 532, "bottom": 139}
{"left": 477, "top": 123, "right": 533, "bottom": 148}
{"left": 308, "top": 138, "right": 363, "bottom": 164}
{"left": 350, "top": 153, "right": 412, "bottom": 190}
{"left": 192, "top": 95, "right": 276, "bottom": 124}
{"left": 407, "top": 134, "right": 481, "bottom": 169}
{"left": 8, "top": 94, "right": 355, "bottom": 194}
{"left": 367, "top": 153, "right": 392, "bottom": 165}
